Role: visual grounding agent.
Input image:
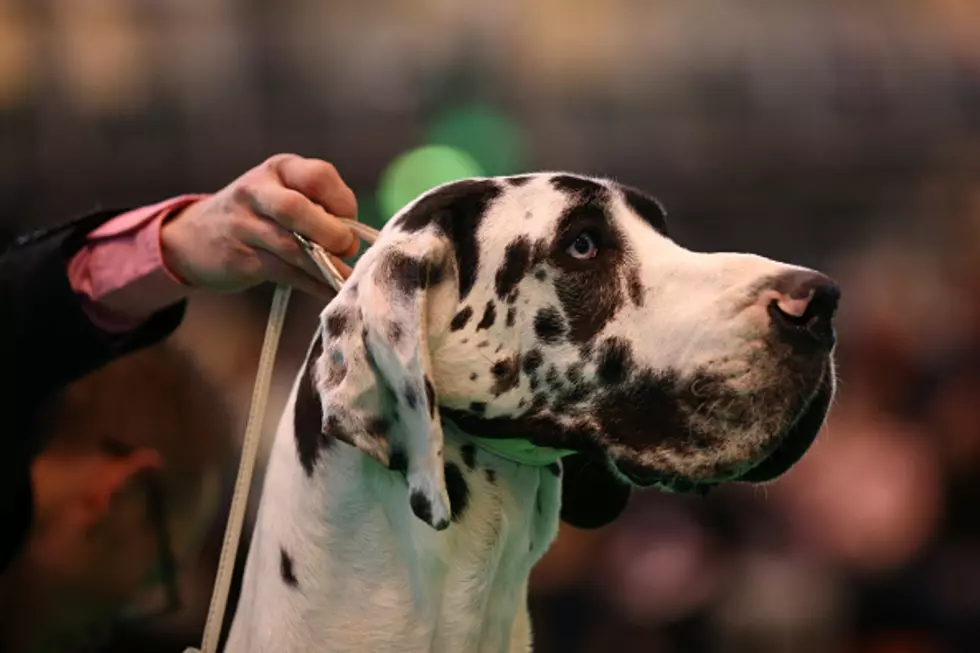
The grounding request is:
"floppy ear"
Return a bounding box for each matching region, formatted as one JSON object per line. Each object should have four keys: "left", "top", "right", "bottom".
{"left": 559, "top": 453, "right": 632, "bottom": 529}
{"left": 312, "top": 227, "right": 458, "bottom": 531}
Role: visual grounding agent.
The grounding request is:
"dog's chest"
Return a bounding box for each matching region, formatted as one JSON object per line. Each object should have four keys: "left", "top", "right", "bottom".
{"left": 227, "top": 398, "right": 561, "bottom": 653}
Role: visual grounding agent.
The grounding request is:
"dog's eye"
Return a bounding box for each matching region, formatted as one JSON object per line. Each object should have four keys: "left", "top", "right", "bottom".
{"left": 567, "top": 232, "right": 599, "bottom": 260}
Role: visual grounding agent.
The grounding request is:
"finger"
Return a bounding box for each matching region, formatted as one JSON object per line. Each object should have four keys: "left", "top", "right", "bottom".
{"left": 245, "top": 183, "right": 358, "bottom": 258}
{"left": 330, "top": 256, "right": 353, "bottom": 280}
{"left": 241, "top": 214, "right": 336, "bottom": 284}
{"left": 253, "top": 249, "right": 337, "bottom": 299}
{"left": 269, "top": 154, "right": 358, "bottom": 220}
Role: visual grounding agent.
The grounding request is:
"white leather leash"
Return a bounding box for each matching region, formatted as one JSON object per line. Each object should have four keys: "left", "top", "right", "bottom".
{"left": 186, "top": 219, "right": 379, "bottom": 653}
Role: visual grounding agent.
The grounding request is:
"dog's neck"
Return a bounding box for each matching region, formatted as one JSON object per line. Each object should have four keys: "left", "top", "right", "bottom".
{"left": 226, "top": 397, "right": 563, "bottom": 653}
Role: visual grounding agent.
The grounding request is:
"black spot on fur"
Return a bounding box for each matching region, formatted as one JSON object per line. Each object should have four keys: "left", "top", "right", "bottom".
{"left": 295, "top": 334, "right": 331, "bottom": 476}
{"left": 485, "top": 468, "right": 497, "bottom": 484}
{"left": 404, "top": 384, "right": 418, "bottom": 410}
{"left": 518, "top": 398, "right": 527, "bottom": 409}
{"left": 491, "top": 353, "right": 522, "bottom": 396}
{"left": 324, "top": 349, "right": 347, "bottom": 388}
{"left": 551, "top": 175, "right": 606, "bottom": 198}
{"left": 445, "top": 462, "right": 470, "bottom": 522}
{"left": 389, "top": 448, "right": 408, "bottom": 473}
{"left": 506, "top": 307, "right": 516, "bottom": 327}
{"left": 476, "top": 301, "right": 497, "bottom": 331}
{"left": 386, "top": 320, "right": 403, "bottom": 345}
{"left": 280, "top": 547, "right": 299, "bottom": 588}
{"left": 325, "top": 307, "right": 353, "bottom": 338}
{"left": 477, "top": 340, "right": 490, "bottom": 348}
{"left": 523, "top": 349, "right": 543, "bottom": 374}
{"left": 532, "top": 240, "right": 549, "bottom": 266}
{"left": 547, "top": 462, "right": 562, "bottom": 477}
{"left": 470, "top": 401, "right": 487, "bottom": 415}
{"left": 627, "top": 266, "right": 644, "bottom": 307}
{"left": 596, "top": 337, "right": 635, "bottom": 386}
{"left": 409, "top": 490, "right": 433, "bottom": 525}
{"left": 530, "top": 393, "right": 549, "bottom": 414}
{"left": 367, "top": 417, "right": 391, "bottom": 440}
{"left": 566, "top": 362, "right": 585, "bottom": 384}
{"left": 451, "top": 306, "right": 474, "bottom": 331}
{"left": 580, "top": 342, "right": 595, "bottom": 361}
{"left": 545, "top": 365, "right": 561, "bottom": 389}
{"left": 382, "top": 250, "right": 444, "bottom": 295}
{"left": 507, "top": 289, "right": 520, "bottom": 304}
{"left": 461, "top": 444, "right": 477, "bottom": 469}
{"left": 534, "top": 307, "right": 566, "bottom": 344}
{"left": 553, "top": 381, "right": 594, "bottom": 414}
{"left": 534, "top": 269, "right": 547, "bottom": 282}
{"left": 470, "top": 372, "right": 478, "bottom": 381}
{"left": 362, "top": 329, "right": 377, "bottom": 370}
{"left": 620, "top": 185, "right": 669, "bottom": 236}
{"left": 322, "top": 413, "right": 352, "bottom": 447}
{"left": 530, "top": 375, "right": 540, "bottom": 391}
{"left": 508, "top": 175, "right": 534, "bottom": 186}
{"left": 395, "top": 179, "right": 503, "bottom": 300}
{"left": 495, "top": 237, "right": 533, "bottom": 300}
{"left": 424, "top": 377, "right": 436, "bottom": 417}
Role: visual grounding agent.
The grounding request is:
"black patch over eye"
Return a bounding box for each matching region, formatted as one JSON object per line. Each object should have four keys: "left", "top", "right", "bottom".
{"left": 551, "top": 187, "right": 630, "bottom": 344}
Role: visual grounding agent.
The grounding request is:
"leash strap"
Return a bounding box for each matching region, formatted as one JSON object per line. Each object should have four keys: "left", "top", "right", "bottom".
{"left": 186, "top": 220, "right": 376, "bottom": 653}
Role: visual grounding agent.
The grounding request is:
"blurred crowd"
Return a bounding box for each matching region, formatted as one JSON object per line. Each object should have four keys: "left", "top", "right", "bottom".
{"left": 4, "top": 1, "right": 980, "bottom": 652}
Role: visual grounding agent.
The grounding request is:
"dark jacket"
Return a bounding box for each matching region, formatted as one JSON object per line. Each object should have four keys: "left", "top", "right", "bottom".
{"left": 0, "top": 210, "right": 186, "bottom": 571}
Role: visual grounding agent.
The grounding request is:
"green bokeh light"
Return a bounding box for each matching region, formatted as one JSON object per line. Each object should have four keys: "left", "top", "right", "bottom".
{"left": 426, "top": 105, "right": 525, "bottom": 177}
{"left": 377, "top": 145, "right": 485, "bottom": 221}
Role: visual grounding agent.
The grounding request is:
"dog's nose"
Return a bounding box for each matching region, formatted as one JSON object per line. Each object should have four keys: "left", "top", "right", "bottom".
{"left": 767, "top": 271, "right": 841, "bottom": 350}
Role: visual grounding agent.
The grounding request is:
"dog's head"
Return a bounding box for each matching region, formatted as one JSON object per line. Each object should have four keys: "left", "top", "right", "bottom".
{"left": 303, "top": 173, "right": 839, "bottom": 530}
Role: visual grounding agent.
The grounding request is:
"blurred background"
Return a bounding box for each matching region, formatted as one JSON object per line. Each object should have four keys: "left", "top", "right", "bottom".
{"left": 3, "top": 0, "right": 980, "bottom": 651}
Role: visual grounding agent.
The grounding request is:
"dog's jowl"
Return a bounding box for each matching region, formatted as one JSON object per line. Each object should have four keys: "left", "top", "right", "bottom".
{"left": 226, "top": 173, "right": 840, "bottom": 653}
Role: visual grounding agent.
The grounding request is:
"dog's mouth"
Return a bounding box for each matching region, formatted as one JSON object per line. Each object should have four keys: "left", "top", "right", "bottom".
{"left": 616, "top": 368, "right": 834, "bottom": 492}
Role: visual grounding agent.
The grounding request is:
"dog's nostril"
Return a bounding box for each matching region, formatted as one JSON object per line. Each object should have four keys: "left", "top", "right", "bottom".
{"left": 769, "top": 272, "right": 841, "bottom": 349}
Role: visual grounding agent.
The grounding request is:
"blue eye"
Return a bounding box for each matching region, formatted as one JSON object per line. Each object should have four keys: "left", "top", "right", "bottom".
{"left": 567, "top": 232, "right": 598, "bottom": 260}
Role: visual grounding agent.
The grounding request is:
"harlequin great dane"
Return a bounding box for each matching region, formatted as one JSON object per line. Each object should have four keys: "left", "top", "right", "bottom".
{"left": 226, "top": 173, "right": 840, "bottom": 652}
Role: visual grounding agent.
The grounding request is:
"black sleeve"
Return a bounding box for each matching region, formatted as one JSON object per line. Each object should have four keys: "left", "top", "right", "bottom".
{"left": 0, "top": 209, "right": 187, "bottom": 571}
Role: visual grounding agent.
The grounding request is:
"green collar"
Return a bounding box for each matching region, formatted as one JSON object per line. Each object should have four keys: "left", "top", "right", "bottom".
{"left": 467, "top": 435, "right": 575, "bottom": 467}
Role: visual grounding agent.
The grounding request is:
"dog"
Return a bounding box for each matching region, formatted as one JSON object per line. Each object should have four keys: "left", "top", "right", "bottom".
{"left": 225, "top": 173, "right": 839, "bottom": 652}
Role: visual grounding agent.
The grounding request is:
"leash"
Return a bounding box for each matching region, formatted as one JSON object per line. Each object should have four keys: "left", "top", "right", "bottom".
{"left": 185, "top": 219, "right": 377, "bottom": 653}
{"left": 185, "top": 217, "right": 571, "bottom": 652}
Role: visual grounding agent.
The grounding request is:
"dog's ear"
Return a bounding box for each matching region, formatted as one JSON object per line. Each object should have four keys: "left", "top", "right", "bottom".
{"left": 559, "top": 453, "right": 632, "bottom": 529}
{"left": 313, "top": 227, "right": 458, "bottom": 531}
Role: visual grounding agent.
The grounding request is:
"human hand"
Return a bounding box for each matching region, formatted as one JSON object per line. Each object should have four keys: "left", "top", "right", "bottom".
{"left": 161, "top": 154, "right": 360, "bottom": 297}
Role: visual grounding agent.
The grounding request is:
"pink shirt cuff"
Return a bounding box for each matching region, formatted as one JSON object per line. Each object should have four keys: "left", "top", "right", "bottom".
{"left": 68, "top": 195, "right": 208, "bottom": 333}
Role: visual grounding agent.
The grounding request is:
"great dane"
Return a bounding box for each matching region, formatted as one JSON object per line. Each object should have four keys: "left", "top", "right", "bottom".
{"left": 226, "top": 173, "right": 839, "bottom": 652}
